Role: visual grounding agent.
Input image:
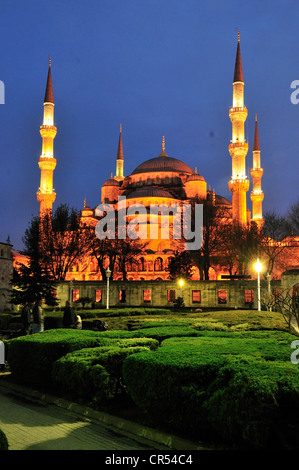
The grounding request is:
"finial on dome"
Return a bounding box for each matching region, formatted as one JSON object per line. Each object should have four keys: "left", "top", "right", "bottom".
{"left": 84, "top": 197, "right": 86, "bottom": 209}
{"left": 49, "top": 56, "right": 51, "bottom": 67}
{"left": 111, "top": 172, "right": 113, "bottom": 178}
{"left": 237, "top": 29, "right": 240, "bottom": 42}
{"left": 120, "top": 123, "right": 122, "bottom": 133}
{"left": 159, "top": 135, "right": 168, "bottom": 157}
{"left": 195, "top": 167, "right": 197, "bottom": 174}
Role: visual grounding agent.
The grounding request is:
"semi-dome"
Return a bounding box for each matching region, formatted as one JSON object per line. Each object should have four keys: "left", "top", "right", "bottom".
{"left": 186, "top": 173, "right": 205, "bottom": 182}
{"left": 103, "top": 178, "right": 120, "bottom": 187}
{"left": 215, "top": 194, "right": 231, "bottom": 206}
{"left": 131, "top": 156, "right": 194, "bottom": 175}
{"left": 126, "top": 186, "right": 174, "bottom": 200}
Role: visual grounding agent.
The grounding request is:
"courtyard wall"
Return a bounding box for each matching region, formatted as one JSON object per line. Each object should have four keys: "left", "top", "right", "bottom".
{"left": 55, "top": 278, "right": 281, "bottom": 309}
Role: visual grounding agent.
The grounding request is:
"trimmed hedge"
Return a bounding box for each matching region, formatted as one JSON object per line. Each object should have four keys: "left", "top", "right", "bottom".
{"left": 6, "top": 329, "right": 116, "bottom": 387}
{"left": 123, "top": 331, "right": 299, "bottom": 449}
{"left": 6, "top": 329, "right": 159, "bottom": 388}
{"left": 52, "top": 344, "right": 152, "bottom": 404}
{"left": 0, "top": 429, "right": 8, "bottom": 450}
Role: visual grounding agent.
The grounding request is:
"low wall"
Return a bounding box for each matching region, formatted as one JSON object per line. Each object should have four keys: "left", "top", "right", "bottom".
{"left": 55, "top": 279, "right": 281, "bottom": 310}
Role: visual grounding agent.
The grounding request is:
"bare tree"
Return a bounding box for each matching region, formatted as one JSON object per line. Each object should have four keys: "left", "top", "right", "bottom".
{"left": 266, "top": 286, "right": 299, "bottom": 332}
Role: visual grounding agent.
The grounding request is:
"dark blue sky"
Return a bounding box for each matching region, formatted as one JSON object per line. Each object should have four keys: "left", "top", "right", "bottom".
{"left": 1, "top": 0, "right": 299, "bottom": 251}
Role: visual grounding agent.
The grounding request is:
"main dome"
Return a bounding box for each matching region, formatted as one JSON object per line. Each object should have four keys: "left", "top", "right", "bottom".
{"left": 131, "top": 156, "right": 194, "bottom": 175}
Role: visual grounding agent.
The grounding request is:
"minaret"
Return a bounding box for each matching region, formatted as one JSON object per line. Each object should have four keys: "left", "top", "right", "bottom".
{"left": 228, "top": 32, "right": 249, "bottom": 224}
{"left": 36, "top": 57, "right": 57, "bottom": 215}
{"left": 115, "top": 124, "right": 124, "bottom": 181}
{"left": 250, "top": 115, "right": 264, "bottom": 221}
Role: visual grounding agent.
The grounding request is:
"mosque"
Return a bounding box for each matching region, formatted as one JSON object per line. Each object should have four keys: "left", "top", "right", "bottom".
{"left": 35, "top": 34, "right": 268, "bottom": 283}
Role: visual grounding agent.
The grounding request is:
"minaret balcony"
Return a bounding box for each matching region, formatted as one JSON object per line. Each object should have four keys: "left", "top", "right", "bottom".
{"left": 229, "top": 178, "right": 249, "bottom": 192}
{"left": 40, "top": 125, "right": 57, "bottom": 139}
{"left": 229, "top": 107, "right": 248, "bottom": 122}
{"left": 250, "top": 168, "right": 263, "bottom": 177}
{"left": 250, "top": 191, "right": 264, "bottom": 201}
{"left": 228, "top": 141, "right": 248, "bottom": 156}
{"left": 38, "top": 156, "right": 57, "bottom": 170}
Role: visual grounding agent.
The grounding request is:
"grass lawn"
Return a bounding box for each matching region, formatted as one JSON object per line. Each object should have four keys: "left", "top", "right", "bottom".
{"left": 91, "top": 309, "right": 289, "bottom": 333}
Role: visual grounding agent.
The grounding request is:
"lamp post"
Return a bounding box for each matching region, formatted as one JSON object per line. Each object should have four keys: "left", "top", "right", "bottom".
{"left": 255, "top": 259, "right": 262, "bottom": 311}
{"left": 179, "top": 279, "right": 184, "bottom": 298}
{"left": 106, "top": 267, "right": 111, "bottom": 310}
{"left": 266, "top": 272, "right": 272, "bottom": 311}
{"left": 69, "top": 280, "right": 73, "bottom": 305}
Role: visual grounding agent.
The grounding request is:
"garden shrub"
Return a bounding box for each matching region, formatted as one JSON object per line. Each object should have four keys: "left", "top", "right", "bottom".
{"left": 0, "top": 429, "right": 8, "bottom": 450}
{"left": 6, "top": 329, "right": 159, "bottom": 389}
{"left": 6, "top": 329, "right": 120, "bottom": 388}
{"left": 130, "top": 326, "right": 201, "bottom": 343}
{"left": 53, "top": 345, "right": 151, "bottom": 404}
{"left": 0, "top": 314, "right": 14, "bottom": 330}
{"left": 123, "top": 331, "right": 299, "bottom": 449}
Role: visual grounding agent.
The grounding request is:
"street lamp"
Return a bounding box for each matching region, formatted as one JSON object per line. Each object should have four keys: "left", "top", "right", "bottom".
{"left": 266, "top": 271, "right": 272, "bottom": 312}
{"left": 106, "top": 267, "right": 111, "bottom": 310}
{"left": 69, "top": 280, "right": 73, "bottom": 305}
{"left": 179, "top": 279, "right": 184, "bottom": 298}
{"left": 254, "top": 259, "right": 262, "bottom": 311}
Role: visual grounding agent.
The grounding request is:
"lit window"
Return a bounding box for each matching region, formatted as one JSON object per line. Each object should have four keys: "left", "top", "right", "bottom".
{"left": 72, "top": 289, "right": 79, "bottom": 303}
{"left": 167, "top": 290, "right": 176, "bottom": 302}
{"left": 192, "top": 290, "right": 201, "bottom": 303}
{"left": 95, "top": 289, "right": 102, "bottom": 303}
{"left": 244, "top": 290, "right": 254, "bottom": 304}
{"left": 218, "top": 290, "right": 227, "bottom": 304}
{"left": 143, "top": 289, "right": 151, "bottom": 303}
{"left": 119, "top": 290, "right": 127, "bottom": 303}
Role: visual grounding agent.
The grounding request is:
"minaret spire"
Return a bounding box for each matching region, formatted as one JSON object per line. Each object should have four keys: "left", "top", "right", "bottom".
{"left": 228, "top": 32, "right": 249, "bottom": 224}
{"left": 44, "top": 56, "right": 54, "bottom": 104}
{"left": 37, "top": 57, "right": 57, "bottom": 215}
{"left": 250, "top": 114, "right": 264, "bottom": 222}
{"left": 115, "top": 124, "right": 124, "bottom": 181}
{"left": 234, "top": 30, "right": 243, "bottom": 83}
{"left": 253, "top": 114, "right": 260, "bottom": 151}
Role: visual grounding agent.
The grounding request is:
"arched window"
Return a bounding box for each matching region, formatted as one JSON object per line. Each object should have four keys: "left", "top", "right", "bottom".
{"left": 138, "top": 257, "right": 145, "bottom": 271}
{"left": 154, "top": 257, "right": 163, "bottom": 271}
{"left": 127, "top": 261, "right": 132, "bottom": 272}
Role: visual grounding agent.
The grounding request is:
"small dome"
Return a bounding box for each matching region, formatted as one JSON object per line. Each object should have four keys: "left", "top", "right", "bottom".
{"left": 215, "top": 194, "right": 231, "bottom": 206}
{"left": 103, "top": 178, "right": 120, "bottom": 187}
{"left": 126, "top": 186, "right": 174, "bottom": 200}
{"left": 186, "top": 173, "right": 205, "bottom": 182}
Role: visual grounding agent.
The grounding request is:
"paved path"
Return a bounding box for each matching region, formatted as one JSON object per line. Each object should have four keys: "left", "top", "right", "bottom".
{"left": 0, "top": 388, "right": 162, "bottom": 451}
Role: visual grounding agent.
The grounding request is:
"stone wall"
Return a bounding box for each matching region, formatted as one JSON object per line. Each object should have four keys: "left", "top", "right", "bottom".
{"left": 281, "top": 269, "right": 299, "bottom": 293}
{"left": 55, "top": 278, "right": 281, "bottom": 310}
{"left": 0, "top": 242, "right": 13, "bottom": 311}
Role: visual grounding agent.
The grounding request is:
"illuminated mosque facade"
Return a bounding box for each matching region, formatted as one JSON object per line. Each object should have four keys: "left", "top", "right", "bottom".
{"left": 35, "top": 35, "right": 268, "bottom": 283}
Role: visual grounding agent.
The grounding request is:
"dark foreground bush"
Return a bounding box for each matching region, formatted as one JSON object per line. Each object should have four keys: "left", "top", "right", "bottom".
{"left": 123, "top": 332, "right": 299, "bottom": 449}
{"left": 6, "top": 329, "right": 159, "bottom": 389}
{"left": 0, "top": 429, "right": 8, "bottom": 450}
{"left": 6, "top": 329, "right": 122, "bottom": 388}
{"left": 53, "top": 344, "right": 152, "bottom": 404}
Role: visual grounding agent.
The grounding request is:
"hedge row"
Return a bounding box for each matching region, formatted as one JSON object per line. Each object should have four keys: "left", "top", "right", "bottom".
{"left": 52, "top": 345, "right": 152, "bottom": 404}
{"left": 6, "top": 327, "right": 186, "bottom": 388}
{"left": 6, "top": 329, "right": 123, "bottom": 387}
{"left": 0, "top": 429, "right": 8, "bottom": 450}
{"left": 122, "top": 331, "right": 299, "bottom": 449}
